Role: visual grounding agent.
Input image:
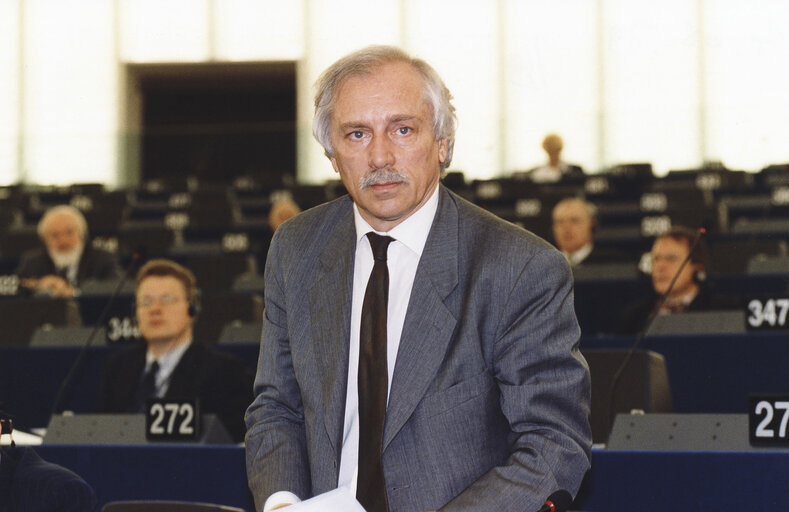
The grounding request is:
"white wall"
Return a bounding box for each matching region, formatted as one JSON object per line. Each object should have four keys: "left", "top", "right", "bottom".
{"left": 1, "top": 0, "right": 787, "bottom": 187}
{"left": 0, "top": 0, "right": 20, "bottom": 184}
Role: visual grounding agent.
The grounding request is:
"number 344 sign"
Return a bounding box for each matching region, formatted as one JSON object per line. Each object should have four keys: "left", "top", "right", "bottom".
{"left": 749, "top": 395, "right": 789, "bottom": 447}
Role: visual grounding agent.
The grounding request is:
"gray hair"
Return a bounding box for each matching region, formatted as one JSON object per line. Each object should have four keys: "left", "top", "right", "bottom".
{"left": 37, "top": 204, "right": 88, "bottom": 240}
{"left": 312, "top": 45, "right": 457, "bottom": 171}
{"left": 552, "top": 197, "right": 598, "bottom": 223}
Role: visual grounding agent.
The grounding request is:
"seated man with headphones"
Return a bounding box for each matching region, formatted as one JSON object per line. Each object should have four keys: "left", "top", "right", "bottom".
{"left": 551, "top": 197, "right": 628, "bottom": 267}
{"left": 96, "top": 259, "right": 253, "bottom": 442}
{"left": 615, "top": 225, "right": 735, "bottom": 334}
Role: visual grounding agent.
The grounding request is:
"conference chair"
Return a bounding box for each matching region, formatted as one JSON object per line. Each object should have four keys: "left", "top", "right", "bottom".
{"left": 193, "top": 292, "right": 263, "bottom": 346}
{"left": 29, "top": 325, "right": 106, "bottom": 347}
{"left": 102, "top": 501, "right": 244, "bottom": 512}
{"left": 1, "top": 446, "right": 98, "bottom": 512}
{"left": 230, "top": 272, "right": 264, "bottom": 293}
{"left": 582, "top": 348, "right": 673, "bottom": 444}
{"left": 708, "top": 237, "right": 787, "bottom": 275}
{"left": 118, "top": 221, "right": 176, "bottom": 260}
{"left": 0, "top": 226, "right": 39, "bottom": 261}
{"left": 0, "top": 297, "right": 82, "bottom": 347}
{"left": 184, "top": 252, "right": 255, "bottom": 291}
{"left": 217, "top": 321, "right": 262, "bottom": 344}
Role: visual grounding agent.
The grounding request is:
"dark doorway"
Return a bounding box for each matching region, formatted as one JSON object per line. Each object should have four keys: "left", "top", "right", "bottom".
{"left": 131, "top": 62, "right": 296, "bottom": 188}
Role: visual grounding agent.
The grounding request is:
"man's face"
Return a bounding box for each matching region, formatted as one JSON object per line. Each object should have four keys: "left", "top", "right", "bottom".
{"left": 43, "top": 213, "right": 83, "bottom": 255}
{"left": 650, "top": 236, "right": 700, "bottom": 298}
{"left": 136, "top": 275, "right": 193, "bottom": 348}
{"left": 328, "top": 61, "right": 449, "bottom": 232}
{"left": 552, "top": 201, "right": 594, "bottom": 254}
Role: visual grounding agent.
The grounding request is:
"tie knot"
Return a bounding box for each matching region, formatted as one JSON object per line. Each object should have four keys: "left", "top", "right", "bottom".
{"left": 367, "top": 232, "right": 394, "bottom": 262}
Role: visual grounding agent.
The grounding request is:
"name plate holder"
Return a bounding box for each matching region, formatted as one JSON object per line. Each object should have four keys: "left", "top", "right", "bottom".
{"left": 749, "top": 394, "right": 789, "bottom": 447}
{"left": 145, "top": 399, "right": 199, "bottom": 442}
{"left": 746, "top": 297, "right": 789, "bottom": 331}
{"left": 44, "top": 411, "right": 232, "bottom": 445}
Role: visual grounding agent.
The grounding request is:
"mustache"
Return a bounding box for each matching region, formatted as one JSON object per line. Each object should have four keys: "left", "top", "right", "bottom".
{"left": 359, "top": 168, "right": 408, "bottom": 189}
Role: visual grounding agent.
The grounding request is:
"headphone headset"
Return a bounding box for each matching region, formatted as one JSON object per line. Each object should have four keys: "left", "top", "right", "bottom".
{"left": 187, "top": 290, "right": 201, "bottom": 318}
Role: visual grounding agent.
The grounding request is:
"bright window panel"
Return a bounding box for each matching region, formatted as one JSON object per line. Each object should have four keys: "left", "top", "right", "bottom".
{"left": 24, "top": 0, "right": 117, "bottom": 185}
{"left": 503, "top": 0, "right": 598, "bottom": 174}
{"left": 119, "top": 0, "right": 210, "bottom": 62}
{"left": 298, "top": 0, "right": 401, "bottom": 184}
{"left": 214, "top": 0, "right": 304, "bottom": 61}
{"left": 704, "top": 0, "right": 789, "bottom": 171}
{"left": 406, "top": 0, "right": 500, "bottom": 179}
{"left": 0, "top": 0, "right": 20, "bottom": 184}
{"left": 602, "top": 0, "right": 701, "bottom": 175}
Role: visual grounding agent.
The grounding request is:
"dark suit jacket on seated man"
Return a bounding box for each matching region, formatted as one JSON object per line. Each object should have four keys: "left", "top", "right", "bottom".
{"left": 616, "top": 225, "right": 735, "bottom": 334}
{"left": 1, "top": 418, "right": 97, "bottom": 512}
{"left": 245, "top": 46, "right": 592, "bottom": 512}
{"left": 17, "top": 204, "right": 120, "bottom": 298}
{"left": 97, "top": 259, "right": 253, "bottom": 442}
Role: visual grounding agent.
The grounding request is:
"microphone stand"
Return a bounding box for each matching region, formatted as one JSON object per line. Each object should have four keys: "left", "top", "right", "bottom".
{"left": 49, "top": 252, "right": 143, "bottom": 417}
{"left": 604, "top": 229, "right": 705, "bottom": 438}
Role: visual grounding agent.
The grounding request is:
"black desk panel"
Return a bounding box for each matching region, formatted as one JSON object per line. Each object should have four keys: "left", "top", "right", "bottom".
{"left": 37, "top": 445, "right": 254, "bottom": 511}
{"left": 34, "top": 445, "right": 789, "bottom": 512}
{"left": 581, "top": 332, "right": 789, "bottom": 414}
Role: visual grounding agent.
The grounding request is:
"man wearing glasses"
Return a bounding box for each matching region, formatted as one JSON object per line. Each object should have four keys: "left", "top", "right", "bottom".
{"left": 97, "top": 259, "right": 253, "bottom": 442}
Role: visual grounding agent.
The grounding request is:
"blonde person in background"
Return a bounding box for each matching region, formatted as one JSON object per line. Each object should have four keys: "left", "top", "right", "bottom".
{"left": 527, "top": 133, "right": 584, "bottom": 183}
{"left": 17, "top": 205, "right": 120, "bottom": 297}
{"left": 268, "top": 198, "right": 302, "bottom": 232}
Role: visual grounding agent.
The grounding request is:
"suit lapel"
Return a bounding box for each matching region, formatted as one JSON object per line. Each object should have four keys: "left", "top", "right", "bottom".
{"left": 164, "top": 344, "right": 199, "bottom": 398}
{"left": 308, "top": 205, "right": 356, "bottom": 462}
{"left": 384, "top": 186, "right": 459, "bottom": 450}
{"left": 117, "top": 345, "right": 146, "bottom": 412}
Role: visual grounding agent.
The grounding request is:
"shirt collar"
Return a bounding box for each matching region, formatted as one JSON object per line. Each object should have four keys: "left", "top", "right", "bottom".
{"left": 353, "top": 184, "right": 440, "bottom": 258}
{"left": 146, "top": 340, "right": 192, "bottom": 380}
{"left": 565, "top": 243, "right": 593, "bottom": 266}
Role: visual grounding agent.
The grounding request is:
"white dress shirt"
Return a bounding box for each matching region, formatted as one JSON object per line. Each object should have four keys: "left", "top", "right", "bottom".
{"left": 564, "top": 243, "right": 593, "bottom": 267}
{"left": 144, "top": 340, "right": 192, "bottom": 397}
{"left": 263, "top": 185, "right": 439, "bottom": 511}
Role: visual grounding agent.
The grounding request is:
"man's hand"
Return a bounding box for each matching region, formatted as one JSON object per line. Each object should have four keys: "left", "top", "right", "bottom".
{"left": 33, "top": 275, "right": 75, "bottom": 298}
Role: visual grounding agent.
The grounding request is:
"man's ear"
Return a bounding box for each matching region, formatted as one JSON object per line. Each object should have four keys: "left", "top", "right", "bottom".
{"left": 438, "top": 138, "right": 449, "bottom": 164}
{"left": 330, "top": 156, "right": 340, "bottom": 174}
{"left": 693, "top": 262, "right": 707, "bottom": 282}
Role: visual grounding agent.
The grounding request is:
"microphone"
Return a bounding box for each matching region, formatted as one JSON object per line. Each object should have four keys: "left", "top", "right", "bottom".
{"left": 49, "top": 249, "right": 145, "bottom": 416}
{"left": 535, "top": 490, "right": 573, "bottom": 512}
{"left": 605, "top": 227, "right": 706, "bottom": 436}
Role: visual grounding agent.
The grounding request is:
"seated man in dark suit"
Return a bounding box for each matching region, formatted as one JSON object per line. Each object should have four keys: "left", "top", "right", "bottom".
{"left": 616, "top": 226, "right": 734, "bottom": 334}
{"left": 17, "top": 205, "right": 120, "bottom": 297}
{"left": 1, "top": 415, "right": 97, "bottom": 512}
{"left": 552, "top": 197, "right": 627, "bottom": 266}
{"left": 97, "top": 259, "right": 253, "bottom": 442}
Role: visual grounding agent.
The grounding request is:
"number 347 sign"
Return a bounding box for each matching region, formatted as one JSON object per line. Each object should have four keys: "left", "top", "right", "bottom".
{"left": 747, "top": 298, "right": 789, "bottom": 330}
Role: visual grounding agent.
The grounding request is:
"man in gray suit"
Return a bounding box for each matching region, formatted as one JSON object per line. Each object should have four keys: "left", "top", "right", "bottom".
{"left": 245, "top": 45, "right": 592, "bottom": 512}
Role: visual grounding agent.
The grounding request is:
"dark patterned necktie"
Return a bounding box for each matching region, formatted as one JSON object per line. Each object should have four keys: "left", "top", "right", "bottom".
{"left": 135, "top": 361, "right": 159, "bottom": 412}
{"left": 357, "top": 232, "right": 394, "bottom": 512}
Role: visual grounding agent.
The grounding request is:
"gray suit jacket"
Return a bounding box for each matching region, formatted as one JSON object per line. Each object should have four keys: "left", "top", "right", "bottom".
{"left": 246, "top": 185, "right": 591, "bottom": 511}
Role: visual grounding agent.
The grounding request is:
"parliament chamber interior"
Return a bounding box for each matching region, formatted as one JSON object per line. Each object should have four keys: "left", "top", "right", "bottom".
{"left": 2, "top": 1, "right": 789, "bottom": 510}
{"left": 2, "top": 165, "right": 789, "bottom": 510}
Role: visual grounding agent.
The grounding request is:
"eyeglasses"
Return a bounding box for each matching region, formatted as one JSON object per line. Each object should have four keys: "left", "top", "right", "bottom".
{"left": 137, "top": 295, "right": 184, "bottom": 309}
{"left": 651, "top": 254, "right": 683, "bottom": 264}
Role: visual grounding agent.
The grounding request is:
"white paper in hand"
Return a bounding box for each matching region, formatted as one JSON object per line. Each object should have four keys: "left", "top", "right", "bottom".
{"left": 287, "top": 487, "right": 367, "bottom": 512}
